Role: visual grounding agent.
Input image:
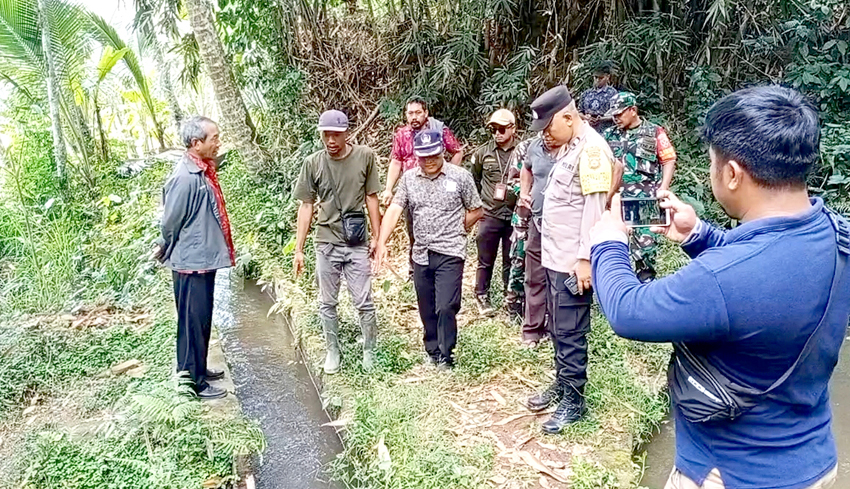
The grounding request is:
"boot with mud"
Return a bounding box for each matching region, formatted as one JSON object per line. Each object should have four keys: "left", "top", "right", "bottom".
{"left": 322, "top": 317, "right": 341, "bottom": 374}
{"left": 541, "top": 386, "right": 587, "bottom": 434}
{"left": 526, "top": 380, "right": 563, "bottom": 412}
{"left": 361, "top": 312, "right": 378, "bottom": 372}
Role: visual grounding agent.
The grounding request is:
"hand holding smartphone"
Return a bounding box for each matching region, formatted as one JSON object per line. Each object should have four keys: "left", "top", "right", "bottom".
{"left": 564, "top": 274, "right": 580, "bottom": 295}
{"left": 621, "top": 197, "right": 670, "bottom": 228}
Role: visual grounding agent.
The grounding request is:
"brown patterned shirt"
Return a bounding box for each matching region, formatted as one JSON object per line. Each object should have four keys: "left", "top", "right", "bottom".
{"left": 392, "top": 162, "right": 483, "bottom": 265}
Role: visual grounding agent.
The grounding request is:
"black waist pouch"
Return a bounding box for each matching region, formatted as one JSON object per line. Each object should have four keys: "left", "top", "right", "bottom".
{"left": 668, "top": 344, "right": 760, "bottom": 423}
{"left": 341, "top": 210, "right": 367, "bottom": 247}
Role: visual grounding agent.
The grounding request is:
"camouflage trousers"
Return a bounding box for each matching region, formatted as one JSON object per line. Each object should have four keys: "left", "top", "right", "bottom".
{"left": 630, "top": 227, "right": 658, "bottom": 282}
{"left": 505, "top": 216, "right": 528, "bottom": 314}
{"left": 622, "top": 185, "right": 660, "bottom": 282}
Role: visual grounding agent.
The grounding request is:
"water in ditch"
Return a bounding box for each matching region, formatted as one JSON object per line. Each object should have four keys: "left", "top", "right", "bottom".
{"left": 639, "top": 337, "right": 850, "bottom": 488}
{"left": 213, "top": 270, "right": 343, "bottom": 489}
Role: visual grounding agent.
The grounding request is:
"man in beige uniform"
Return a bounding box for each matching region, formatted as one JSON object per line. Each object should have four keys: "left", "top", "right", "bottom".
{"left": 524, "top": 86, "right": 618, "bottom": 434}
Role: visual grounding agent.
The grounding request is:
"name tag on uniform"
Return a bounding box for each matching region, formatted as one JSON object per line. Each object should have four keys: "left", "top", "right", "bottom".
{"left": 445, "top": 180, "right": 458, "bottom": 192}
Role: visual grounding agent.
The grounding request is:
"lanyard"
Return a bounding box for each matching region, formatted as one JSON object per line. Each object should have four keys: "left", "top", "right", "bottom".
{"left": 495, "top": 147, "right": 512, "bottom": 184}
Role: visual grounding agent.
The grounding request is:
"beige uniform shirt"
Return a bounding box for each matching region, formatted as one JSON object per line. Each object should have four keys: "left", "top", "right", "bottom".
{"left": 541, "top": 126, "right": 614, "bottom": 274}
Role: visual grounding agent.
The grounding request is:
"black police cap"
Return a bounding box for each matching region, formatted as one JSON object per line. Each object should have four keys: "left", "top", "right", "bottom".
{"left": 529, "top": 85, "right": 573, "bottom": 132}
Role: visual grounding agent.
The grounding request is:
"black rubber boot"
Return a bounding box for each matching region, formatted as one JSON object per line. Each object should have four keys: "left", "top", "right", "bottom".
{"left": 526, "top": 380, "right": 563, "bottom": 412}
{"left": 541, "top": 387, "right": 587, "bottom": 434}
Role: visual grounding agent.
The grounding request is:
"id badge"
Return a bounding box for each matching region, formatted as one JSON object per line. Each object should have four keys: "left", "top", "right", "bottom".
{"left": 493, "top": 183, "right": 507, "bottom": 201}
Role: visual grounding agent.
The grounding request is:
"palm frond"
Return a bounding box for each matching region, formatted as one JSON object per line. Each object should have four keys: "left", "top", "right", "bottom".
{"left": 96, "top": 45, "right": 129, "bottom": 84}
{"left": 86, "top": 11, "right": 165, "bottom": 145}
{"left": 0, "top": 0, "right": 44, "bottom": 85}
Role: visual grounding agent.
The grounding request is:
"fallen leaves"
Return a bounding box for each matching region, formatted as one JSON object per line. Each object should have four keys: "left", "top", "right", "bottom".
{"left": 491, "top": 389, "right": 507, "bottom": 406}
{"left": 494, "top": 412, "right": 537, "bottom": 426}
{"left": 517, "top": 450, "right": 568, "bottom": 483}
{"left": 110, "top": 359, "right": 142, "bottom": 376}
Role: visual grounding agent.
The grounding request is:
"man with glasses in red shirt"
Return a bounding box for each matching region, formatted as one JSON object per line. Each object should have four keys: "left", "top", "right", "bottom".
{"left": 382, "top": 97, "right": 464, "bottom": 276}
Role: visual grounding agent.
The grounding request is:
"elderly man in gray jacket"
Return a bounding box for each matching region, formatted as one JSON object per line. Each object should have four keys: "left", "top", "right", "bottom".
{"left": 156, "top": 116, "right": 235, "bottom": 400}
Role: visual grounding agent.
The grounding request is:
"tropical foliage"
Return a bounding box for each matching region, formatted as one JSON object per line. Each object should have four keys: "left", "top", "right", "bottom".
{"left": 1, "top": 0, "right": 848, "bottom": 487}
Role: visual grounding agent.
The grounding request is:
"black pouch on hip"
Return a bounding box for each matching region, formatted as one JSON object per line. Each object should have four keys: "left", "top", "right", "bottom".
{"left": 341, "top": 210, "right": 368, "bottom": 247}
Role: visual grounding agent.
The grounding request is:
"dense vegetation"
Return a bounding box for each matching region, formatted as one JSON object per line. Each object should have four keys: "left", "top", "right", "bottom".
{"left": 1, "top": 0, "right": 848, "bottom": 487}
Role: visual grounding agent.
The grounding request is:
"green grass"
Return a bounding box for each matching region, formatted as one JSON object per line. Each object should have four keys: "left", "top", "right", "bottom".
{"left": 330, "top": 381, "right": 494, "bottom": 489}
{"left": 572, "top": 456, "right": 623, "bottom": 489}
{"left": 0, "top": 145, "right": 265, "bottom": 488}
{"left": 16, "top": 381, "right": 265, "bottom": 489}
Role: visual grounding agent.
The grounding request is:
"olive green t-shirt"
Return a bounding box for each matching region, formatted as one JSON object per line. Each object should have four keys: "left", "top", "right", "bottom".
{"left": 293, "top": 144, "right": 382, "bottom": 244}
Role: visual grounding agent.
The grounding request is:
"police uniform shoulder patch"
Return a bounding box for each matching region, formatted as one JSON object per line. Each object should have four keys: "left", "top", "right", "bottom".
{"left": 579, "top": 143, "right": 612, "bottom": 195}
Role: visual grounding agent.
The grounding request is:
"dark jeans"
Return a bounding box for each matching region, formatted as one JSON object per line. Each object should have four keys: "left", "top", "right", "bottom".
{"left": 475, "top": 215, "right": 512, "bottom": 297}
{"left": 173, "top": 270, "right": 217, "bottom": 392}
{"left": 523, "top": 218, "right": 547, "bottom": 341}
{"left": 413, "top": 251, "right": 464, "bottom": 361}
{"left": 545, "top": 268, "right": 593, "bottom": 391}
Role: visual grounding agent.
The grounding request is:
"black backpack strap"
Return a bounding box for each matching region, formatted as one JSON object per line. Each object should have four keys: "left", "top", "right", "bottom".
{"left": 763, "top": 207, "right": 849, "bottom": 394}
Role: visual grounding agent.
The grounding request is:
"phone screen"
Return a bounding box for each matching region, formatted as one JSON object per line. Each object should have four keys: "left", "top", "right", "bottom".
{"left": 621, "top": 197, "right": 669, "bottom": 228}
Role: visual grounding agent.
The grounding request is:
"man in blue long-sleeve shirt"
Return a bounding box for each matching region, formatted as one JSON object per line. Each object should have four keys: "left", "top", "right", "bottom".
{"left": 589, "top": 86, "right": 848, "bottom": 488}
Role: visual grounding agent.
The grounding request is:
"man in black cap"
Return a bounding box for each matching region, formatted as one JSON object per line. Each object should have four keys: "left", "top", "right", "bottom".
{"left": 522, "top": 86, "right": 618, "bottom": 434}
{"left": 516, "top": 98, "right": 564, "bottom": 347}
{"left": 578, "top": 60, "right": 619, "bottom": 133}
{"left": 374, "top": 129, "right": 483, "bottom": 368}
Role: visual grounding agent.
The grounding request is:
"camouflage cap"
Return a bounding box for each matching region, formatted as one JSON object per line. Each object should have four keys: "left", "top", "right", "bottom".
{"left": 605, "top": 92, "right": 637, "bottom": 117}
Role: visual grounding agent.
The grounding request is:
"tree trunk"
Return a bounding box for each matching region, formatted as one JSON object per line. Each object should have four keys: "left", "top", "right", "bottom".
{"left": 156, "top": 42, "right": 184, "bottom": 134}
{"left": 38, "top": 0, "right": 67, "bottom": 183}
{"left": 184, "top": 0, "right": 267, "bottom": 174}
{"left": 95, "top": 94, "right": 109, "bottom": 162}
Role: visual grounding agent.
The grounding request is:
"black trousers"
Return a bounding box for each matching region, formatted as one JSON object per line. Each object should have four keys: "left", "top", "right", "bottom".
{"left": 523, "top": 218, "right": 548, "bottom": 341}
{"left": 173, "top": 270, "right": 216, "bottom": 392}
{"left": 475, "top": 214, "right": 512, "bottom": 297}
{"left": 405, "top": 207, "right": 415, "bottom": 277}
{"left": 413, "top": 251, "right": 464, "bottom": 361}
{"left": 545, "top": 268, "right": 592, "bottom": 392}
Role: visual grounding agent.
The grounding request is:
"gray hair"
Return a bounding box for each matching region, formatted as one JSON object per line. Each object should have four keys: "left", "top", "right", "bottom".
{"left": 181, "top": 116, "right": 218, "bottom": 148}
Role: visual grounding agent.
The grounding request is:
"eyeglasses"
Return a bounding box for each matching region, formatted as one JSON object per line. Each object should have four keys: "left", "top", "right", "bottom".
{"left": 489, "top": 124, "right": 514, "bottom": 134}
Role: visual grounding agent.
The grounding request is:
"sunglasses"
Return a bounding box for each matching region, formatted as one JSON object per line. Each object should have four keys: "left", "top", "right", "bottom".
{"left": 489, "top": 124, "right": 514, "bottom": 134}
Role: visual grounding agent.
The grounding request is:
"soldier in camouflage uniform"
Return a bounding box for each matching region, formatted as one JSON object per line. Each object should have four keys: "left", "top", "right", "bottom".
{"left": 504, "top": 138, "right": 534, "bottom": 318}
{"left": 603, "top": 92, "right": 677, "bottom": 282}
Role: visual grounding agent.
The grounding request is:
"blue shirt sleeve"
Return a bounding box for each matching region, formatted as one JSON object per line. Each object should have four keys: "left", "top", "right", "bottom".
{"left": 591, "top": 240, "right": 730, "bottom": 343}
{"left": 681, "top": 220, "right": 728, "bottom": 258}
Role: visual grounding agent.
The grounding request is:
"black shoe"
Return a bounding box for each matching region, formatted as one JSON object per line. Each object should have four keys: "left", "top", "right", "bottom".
{"left": 206, "top": 368, "right": 225, "bottom": 381}
{"left": 476, "top": 294, "right": 495, "bottom": 317}
{"left": 541, "top": 390, "right": 587, "bottom": 434}
{"left": 505, "top": 300, "right": 524, "bottom": 319}
{"left": 526, "top": 381, "right": 563, "bottom": 412}
{"left": 196, "top": 384, "right": 227, "bottom": 400}
{"left": 436, "top": 356, "right": 455, "bottom": 370}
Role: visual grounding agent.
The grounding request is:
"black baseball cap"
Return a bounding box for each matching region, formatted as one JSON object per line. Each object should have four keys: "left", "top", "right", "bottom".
{"left": 529, "top": 85, "right": 573, "bottom": 132}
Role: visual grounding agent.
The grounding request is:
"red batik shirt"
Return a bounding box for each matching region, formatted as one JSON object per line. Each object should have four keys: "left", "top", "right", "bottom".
{"left": 391, "top": 119, "right": 462, "bottom": 171}
{"left": 188, "top": 152, "right": 236, "bottom": 267}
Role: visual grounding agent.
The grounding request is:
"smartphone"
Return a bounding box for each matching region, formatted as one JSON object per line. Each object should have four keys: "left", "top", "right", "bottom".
{"left": 621, "top": 197, "right": 670, "bottom": 228}
{"left": 564, "top": 274, "right": 580, "bottom": 295}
